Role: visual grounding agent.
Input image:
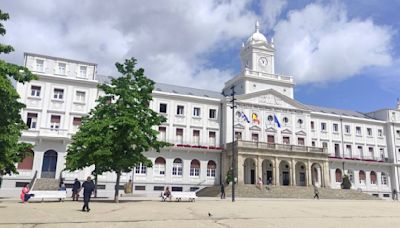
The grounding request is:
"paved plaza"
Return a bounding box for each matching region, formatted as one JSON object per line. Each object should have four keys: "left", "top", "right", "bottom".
{"left": 1, "top": 197, "right": 400, "bottom": 228}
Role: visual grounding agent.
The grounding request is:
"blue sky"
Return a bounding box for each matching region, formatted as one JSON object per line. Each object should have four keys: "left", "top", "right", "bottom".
{"left": 1, "top": 0, "right": 399, "bottom": 112}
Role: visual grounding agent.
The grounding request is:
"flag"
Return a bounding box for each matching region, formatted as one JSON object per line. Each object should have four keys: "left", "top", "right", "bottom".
{"left": 274, "top": 114, "right": 281, "bottom": 128}
{"left": 242, "top": 112, "right": 250, "bottom": 123}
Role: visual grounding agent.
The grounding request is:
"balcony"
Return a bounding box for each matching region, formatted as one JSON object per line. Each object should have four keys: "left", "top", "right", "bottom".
{"left": 226, "top": 140, "right": 327, "bottom": 154}
{"left": 158, "top": 139, "right": 222, "bottom": 151}
{"left": 328, "top": 153, "right": 391, "bottom": 163}
{"left": 23, "top": 127, "right": 71, "bottom": 140}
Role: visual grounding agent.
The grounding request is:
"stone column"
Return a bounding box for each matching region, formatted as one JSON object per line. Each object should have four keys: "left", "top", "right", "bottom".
{"left": 237, "top": 155, "right": 244, "bottom": 185}
{"left": 275, "top": 157, "right": 280, "bottom": 186}
{"left": 291, "top": 159, "right": 296, "bottom": 186}
{"left": 323, "top": 161, "right": 330, "bottom": 187}
{"left": 257, "top": 157, "right": 263, "bottom": 184}
{"left": 307, "top": 160, "right": 312, "bottom": 187}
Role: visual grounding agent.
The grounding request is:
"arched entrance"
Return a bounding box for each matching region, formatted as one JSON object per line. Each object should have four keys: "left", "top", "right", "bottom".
{"left": 41, "top": 150, "right": 58, "bottom": 178}
{"left": 295, "top": 161, "right": 307, "bottom": 186}
{"left": 311, "top": 163, "right": 322, "bottom": 187}
{"left": 262, "top": 159, "right": 273, "bottom": 185}
{"left": 244, "top": 158, "right": 256, "bottom": 184}
{"left": 279, "top": 160, "right": 290, "bottom": 186}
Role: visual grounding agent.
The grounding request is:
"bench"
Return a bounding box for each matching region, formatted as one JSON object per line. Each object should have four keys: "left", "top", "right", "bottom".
{"left": 30, "top": 190, "right": 67, "bottom": 202}
{"left": 160, "top": 191, "right": 197, "bottom": 202}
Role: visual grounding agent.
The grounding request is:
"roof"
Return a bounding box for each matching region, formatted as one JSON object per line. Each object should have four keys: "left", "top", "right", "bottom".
{"left": 306, "top": 104, "right": 375, "bottom": 120}
{"left": 154, "top": 82, "right": 224, "bottom": 99}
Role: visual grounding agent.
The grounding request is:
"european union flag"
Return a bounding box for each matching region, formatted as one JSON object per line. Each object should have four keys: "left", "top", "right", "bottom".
{"left": 274, "top": 114, "right": 281, "bottom": 128}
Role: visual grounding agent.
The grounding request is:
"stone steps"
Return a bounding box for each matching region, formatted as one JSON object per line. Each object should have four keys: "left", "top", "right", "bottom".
{"left": 197, "top": 185, "right": 380, "bottom": 200}
{"left": 32, "top": 178, "right": 60, "bottom": 191}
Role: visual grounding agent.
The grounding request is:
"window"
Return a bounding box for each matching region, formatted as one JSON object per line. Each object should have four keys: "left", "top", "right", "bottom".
{"left": 310, "top": 121, "right": 315, "bottom": 130}
{"left": 79, "top": 66, "right": 87, "bottom": 78}
{"left": 333, "top": 123, "right": 339, "bottom": 132}
{"left": 367, "top": 128, "right": 372, "bottom": 136}
{"left": 359, "top": 170, "right": 366, "bottom": 184}
{"left": 298, "top": 137, "right": 305, "bottom": 146}
{"left": 335, "top": 169, "right": 342, "bottom": 183}
{"left": 267, "top": 115, "right": 273, "bottom": 122}
{"left": 209, "top": 109, "right": 217, "bottom": 119}
{"left": 50, "top": 115, "right": 61, "bottom": 129}
{"left": 235, "top": 131, "right": 242, "bottom": 140}
{"left": 53, "top": 88, "right": 64, "bottom": 100}
{"left": 159, "top": 103, "right": 167, "bottom": 113}
{"left": 311, "top": 141, "right": 316, "bottom": 147}
{"left": 58, "top": 63, "right": 66, "bottom": 75}
{"left": 72, "top": 117, "right": 82, "bottom": 130}
{"left": 369, "top": 147, "right": 374, "bottom": 158}
{"left": 345, "top": 125, "right": 350, "bottom": 134}
{"left": 135, "top": 163, "right": 147, "bottom": 175}
{"left": 348, "top": 170, "right": 354, "bottom": 183}
{"left": 36, "top": 59, "right": 44, "bottom": 72}
{"left": 356, "top": 126, "right": 361, "bottom": 136}
{"left": 158, "top": 126, "right": 166, "bottom": 141}
{"left": 209, "top": 131, "right": 216, "bottom": 146}
{"left": 193, "top": 130, "right": 200, "bottom": 145}
{"left": 176, "top": 128, "right": 183, "bottom": 144}
{"left": 193, "top": 107, "right": 201, "bottom": 117}
{"left": 322, "top": 142, "right": 328, "bottom": 149}
{"left": 370, "top": 171, "right": 377, "bottom": 185}
{"left": 75, "top": 91, "right": 86, "bottom": 103}
{"left": 190, "top": 159, "right": 200, "bottom": 177}
{"left": 381, "top": 172, "right": 388, "bottom": 185}
{"left": 17, "top": 150, "right": 34, "bottom": 170}
{"left": 380, "top": 148, "right": 385, "bottom": 160}
{"left": 154, "top": 157, "right": 166, "bottom": 175}
{"left": 346, "top": 145, "right": 352, "bottom": 157}
{"left": 378, "top": 129, "right": 383, "bottom": 137}
{"left": 297, "top": 119, "right": 303, "bottom": 127}
{"left": 267, "top": 135, "right": 275, "bottom": 144}
{"left": 396, "top": 130, "right": 400, "bottom": 138}
{"left": 30, "top": 86, "right": 41, "bottom": 97}
{"left": 172, "top": 158, "right": 183, "bottom": 176}
{"left": 321, "top": 122, "right": 326, "bottom": 131}
{"left": 334, "top": 144, "right": 340, "bottom": 157}
{"left": 207, "top": 160, "right": 216, "bottom": 177}
{"left": 283, "top": 117, "right": 289, "bottom": 124}
{"left": 283, "top": 136, "right": 290, "bottom": 145}
{"left": 26, "top": 113, "right": 38, "bottom": 129}
{"left": 358, "top": 146, "right": 363, "bottom": 158}
{"left": 176, "top": 105, "right": 184, "bottom": 115}
{"left": 252, "top": 133, "right": 259, "bottom": 142}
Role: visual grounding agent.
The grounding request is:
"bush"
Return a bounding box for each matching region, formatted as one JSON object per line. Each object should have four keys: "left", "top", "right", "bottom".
{"left": 226, "top": 170, "right": 233, "bottom": 185}
{"left": 341, "top": 175, "right": 352, "bottom": 189}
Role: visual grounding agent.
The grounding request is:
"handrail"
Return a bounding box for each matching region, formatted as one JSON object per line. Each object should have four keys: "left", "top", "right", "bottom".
{"left": 30, "top": 170, "right": 38, "bottom": 189}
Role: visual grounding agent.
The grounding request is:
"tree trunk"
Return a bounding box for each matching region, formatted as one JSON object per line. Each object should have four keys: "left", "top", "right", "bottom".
{"left": 94, "top": 173, "right": 98, "bottom": 198}
{"left": 114, "top": 172, "right": 121, "bottom": 203}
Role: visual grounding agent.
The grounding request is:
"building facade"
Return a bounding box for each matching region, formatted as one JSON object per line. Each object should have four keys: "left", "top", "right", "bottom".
{"left": 0, "top": 22, "right": 398, "bottom": 198}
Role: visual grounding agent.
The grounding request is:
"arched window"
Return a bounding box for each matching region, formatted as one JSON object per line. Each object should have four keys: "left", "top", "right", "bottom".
{"left": 335, "top": 169, "right": 342, "bottom": 183}
{"left": 172, "top": 158, "right": 183, "bottom": 176}
{"left": 370, "top": 171, "right": 377, "bottom": 185}
{"left": 135, "top": 163, "right": 147, "bottom": 175}
{"left": 190, "top": 159, "right": 200, "bottom": 177}
{"left": 154, "top": 157, "right": 166, "bottom": 176}
{"left": 267, "top": 115, "right": 273, "bottom": 122}
{"left": 359, "top": 170, "right": 366, "bottom": 184}
{"left": 283, "top": 117, "right": 289, "bottom": 124}
{"left": 381, "top": 172, "right": 388, "bottom": 185}
{"left": 207, "top": 160, "right": 217, "bottom": 177}
{"left": 17, "top": 150, "right": 34, "bottom": 170}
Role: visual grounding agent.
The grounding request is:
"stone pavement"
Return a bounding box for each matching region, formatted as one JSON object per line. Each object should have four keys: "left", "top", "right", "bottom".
{"left": 1, "top": 197, "right": 400, "bottom": 228}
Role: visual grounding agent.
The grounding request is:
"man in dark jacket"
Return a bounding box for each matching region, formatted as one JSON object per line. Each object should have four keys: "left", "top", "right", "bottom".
{"left": 72, "top": 178, "right": 81, "bottom": 201}
{"left": 82, "top": 176, "right": 95, "bottom": 212}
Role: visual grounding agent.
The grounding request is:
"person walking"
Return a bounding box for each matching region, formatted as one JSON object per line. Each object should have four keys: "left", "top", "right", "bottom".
{"left": 82, "top": 176, "right": 95, "bottom": 212}
{"left": 393, "top": 189, "right": 398, "bottom": 201}
{"left": 72, "top": 178, "right": 81, "bottom": 201}
{"left": 313, "top": 185, "right": 320, "bottom": 200}
{"left": 220, "top": 183, "right": 225, "bottom": 199}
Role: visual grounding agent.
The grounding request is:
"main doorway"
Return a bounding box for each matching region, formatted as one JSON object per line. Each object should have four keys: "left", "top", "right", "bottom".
{"left": 41, "top": 150, "right": 58, "bottom": 178}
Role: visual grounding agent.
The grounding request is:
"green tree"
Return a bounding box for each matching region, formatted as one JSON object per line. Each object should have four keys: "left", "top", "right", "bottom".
{"left": 0, "top": 10, "right": 36, "bottom": 175}
{"left": 341, "top": 175, "right": 352, "bottom": 189}
{"left": 65, "top": 58, "right": 170, "bottom": 202}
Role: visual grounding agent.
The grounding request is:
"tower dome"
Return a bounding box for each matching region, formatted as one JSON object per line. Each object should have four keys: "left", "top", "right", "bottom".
{"left": 246, "top": 20, "right": 267, "bottom": 44}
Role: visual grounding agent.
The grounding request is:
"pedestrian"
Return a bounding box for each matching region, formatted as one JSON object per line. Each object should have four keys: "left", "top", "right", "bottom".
{"left": 220, "top": 183, "right": 225, "bottom": 199}
{"left": 313, "top": 185, "right": 319, "bottom": 199}
{"left": 257, "top": 177, "right": 263, "bottom": 190}
{"left": 393, "top": 189, "right": 398, "bottom": 201}
{"left": 82, "top": 176, "right": 95, "bottom": 212}
{"left": 20, "top": 184, "right": 34, "bottom": 203}
{"left": 72, "top": 178, "right": 81, "bottom": 201}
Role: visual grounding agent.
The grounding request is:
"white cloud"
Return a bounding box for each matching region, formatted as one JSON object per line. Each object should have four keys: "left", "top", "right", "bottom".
{"left": 260, "top": 0, "right": 288, "bottom": 29}
{"left": 273, "top": 3, "right": 393, "bottom": 84}
{"left": 1, "top": 0, "right": 257, "bottom": 90}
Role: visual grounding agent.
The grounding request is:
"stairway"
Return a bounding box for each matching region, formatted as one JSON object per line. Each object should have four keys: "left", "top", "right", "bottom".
{"left": 197, "top": 185, "right": 380, "bottom": 200}
{"left": 32, "top": 178, "right": 60, "bottom": 191}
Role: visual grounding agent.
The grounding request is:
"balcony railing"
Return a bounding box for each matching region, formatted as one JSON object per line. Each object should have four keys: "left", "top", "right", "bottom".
{"left": 226, "top": 140, "right": 327, "bottom": 154}
{"left": 158, "top": 139, "right": 222, "bottom": 150}
{"left": 329, "top": 154, "right": 391, "bottom": 163}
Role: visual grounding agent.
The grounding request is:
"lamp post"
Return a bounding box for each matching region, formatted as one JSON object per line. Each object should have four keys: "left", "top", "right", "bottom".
{"left": 230, "top": 86, "right": 237, "bottom": 202}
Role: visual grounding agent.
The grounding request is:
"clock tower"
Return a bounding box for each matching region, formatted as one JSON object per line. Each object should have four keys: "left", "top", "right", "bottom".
{"left": 223, "top": 21, "right": 294, "bottom": 98}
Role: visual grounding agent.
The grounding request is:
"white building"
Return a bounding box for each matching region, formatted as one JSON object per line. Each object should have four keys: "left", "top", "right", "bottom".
{"left": 0, "top": 22, "right": 398, "bottom": 198}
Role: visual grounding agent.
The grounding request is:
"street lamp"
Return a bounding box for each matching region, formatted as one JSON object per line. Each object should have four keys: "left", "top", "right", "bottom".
{"left": 229, "top": 86, "right": 237, "bottom": 202}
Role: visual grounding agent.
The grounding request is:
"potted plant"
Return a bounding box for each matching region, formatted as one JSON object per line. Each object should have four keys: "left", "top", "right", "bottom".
{"left": 341, "top": 174, "right": 352, "bottom": 189}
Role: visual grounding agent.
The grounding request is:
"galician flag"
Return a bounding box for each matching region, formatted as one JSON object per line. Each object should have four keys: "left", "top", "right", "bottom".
{"left": 274, "top": 114, "right": 281, "bottom": 128}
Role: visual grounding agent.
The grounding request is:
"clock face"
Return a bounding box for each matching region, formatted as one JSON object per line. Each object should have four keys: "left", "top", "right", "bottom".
{"left": 259, "top": 57, "right": 268, "bottom": 67}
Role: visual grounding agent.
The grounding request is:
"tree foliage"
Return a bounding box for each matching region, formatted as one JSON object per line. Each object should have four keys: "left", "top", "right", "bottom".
{"left": 341, "top": 175, "right": 352, "bottom": 189}
{"left": 0, "top": 10, "right": 36, "bottom": 175}
{"left": 65, "top": 58, "right": 170, "bottom": 202}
